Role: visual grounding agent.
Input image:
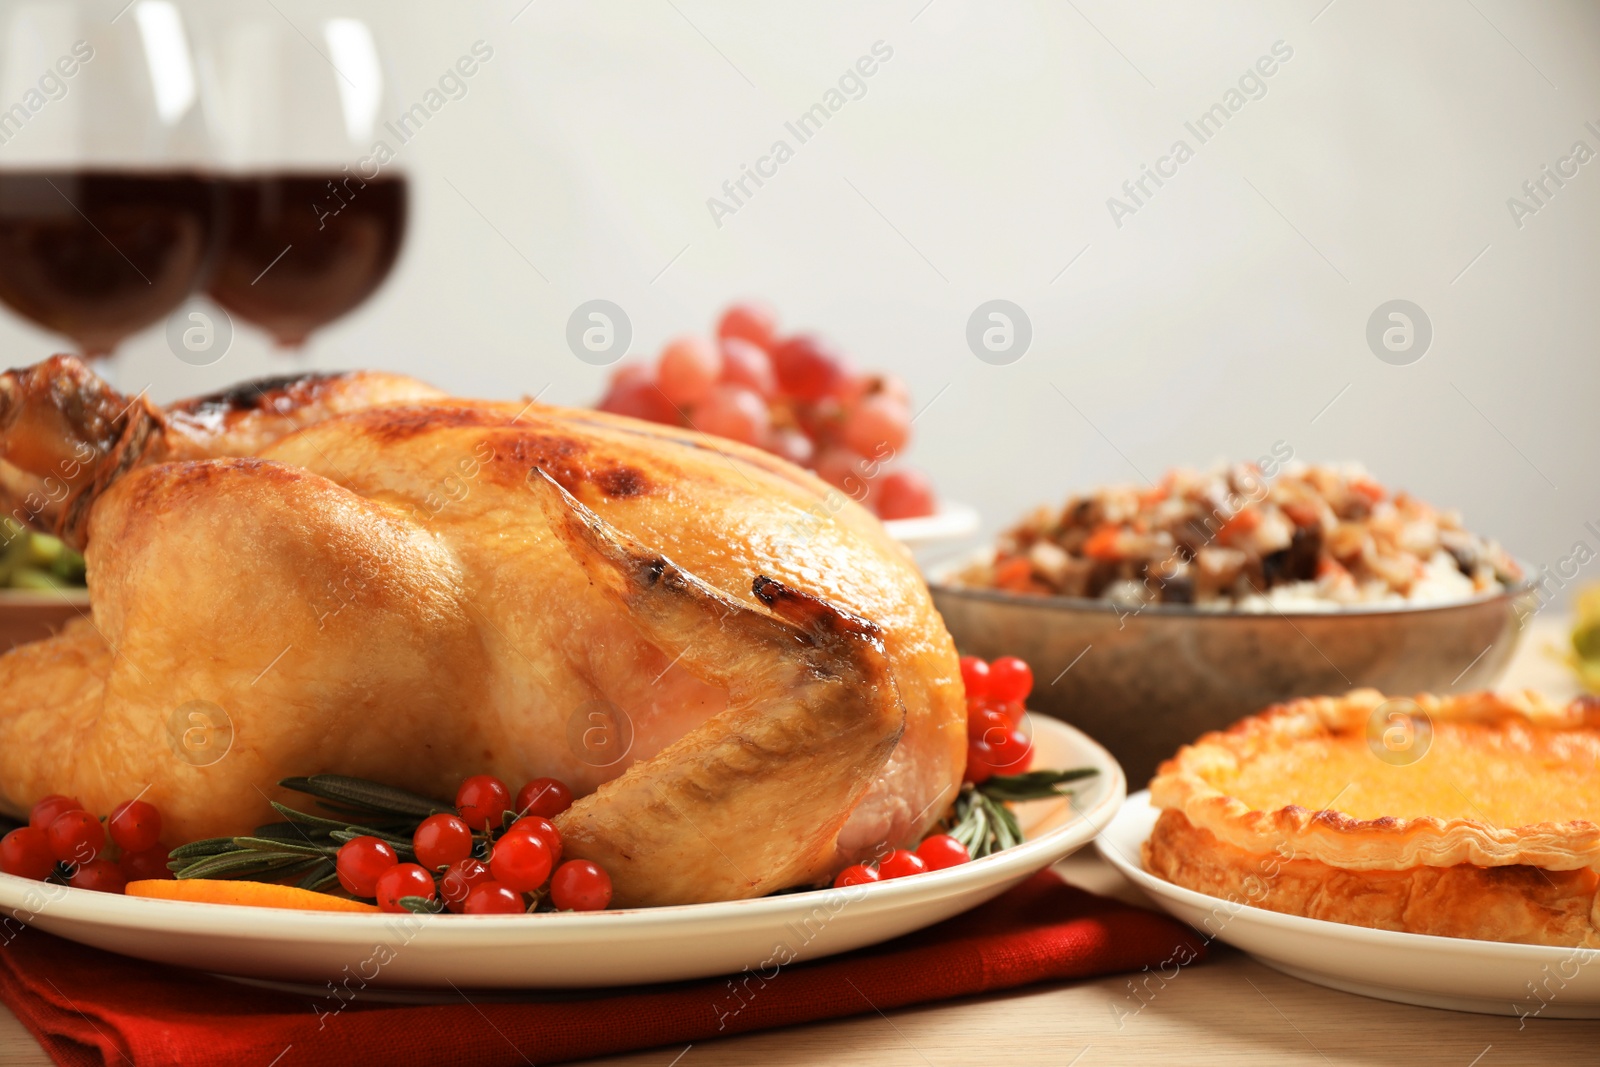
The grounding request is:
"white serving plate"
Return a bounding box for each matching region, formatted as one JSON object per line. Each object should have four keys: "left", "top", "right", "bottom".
{"left": 0, "top": 717, "right": 1123, "bottom": 990}
{"left": 882, "top": 501, "right": 979, "bottom": 549}
{"left": 1098, "top": 792, "right": 1600, "bottom": 1019}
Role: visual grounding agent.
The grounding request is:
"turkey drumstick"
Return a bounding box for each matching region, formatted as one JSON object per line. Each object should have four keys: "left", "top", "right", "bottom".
{"left": 0, "top": 354, "right": 443, "bottom": 548}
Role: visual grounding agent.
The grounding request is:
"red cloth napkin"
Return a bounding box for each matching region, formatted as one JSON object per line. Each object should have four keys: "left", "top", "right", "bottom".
{"left": 0, "top": 871, "right": 1204, "bottom": 1066}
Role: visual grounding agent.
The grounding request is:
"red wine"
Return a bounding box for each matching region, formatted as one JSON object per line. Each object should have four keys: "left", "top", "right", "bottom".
{"left": 206, "top": 172, "right": 408, "bottom": 347}
{"left": 0, "top": 170, "right": 220, "bottom": 356}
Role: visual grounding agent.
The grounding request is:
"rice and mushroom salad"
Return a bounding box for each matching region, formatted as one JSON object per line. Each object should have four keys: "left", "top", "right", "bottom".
{"left": 952, "top": 463, "right": 1522, "bottom": 611}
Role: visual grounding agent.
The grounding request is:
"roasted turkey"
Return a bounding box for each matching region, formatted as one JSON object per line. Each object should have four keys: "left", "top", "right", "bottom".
{"left": 0, "top": 355, "right": 964, "bottom": 906}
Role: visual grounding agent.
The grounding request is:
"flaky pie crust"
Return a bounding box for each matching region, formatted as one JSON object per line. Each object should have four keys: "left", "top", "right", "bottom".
{"left": 1142, "top": 807, "right": 1600, "bottom": 948}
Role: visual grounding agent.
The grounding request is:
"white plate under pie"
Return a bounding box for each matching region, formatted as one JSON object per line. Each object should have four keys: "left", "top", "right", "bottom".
{"left": 0, "top": 717, "right": 1123, "bottom": 990}
{"left": 1098, "top": 792, "right": 1600, "bottom": 1019}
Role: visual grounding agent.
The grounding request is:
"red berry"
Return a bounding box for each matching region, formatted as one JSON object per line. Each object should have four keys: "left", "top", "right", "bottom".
{"left": 549, "top": 860, "right": 613, "bottom": 911}
{"left": 840, "top": 393, "right": 910, "bottom": 457}
{"left": 608, "top": 363, "right": 651, "bottom": 390}
{"left": 28, "top": 795, "right": 82, "bottom": 833}
{"left": 987, "top": 656, "right": 1034, "bottom": 703}
{"left": 508, "top": 816, "right": 562, "bottom": 866}
{"left": 413, "top": 814, "right": 474, "bottom": 871}
{"left": 489, "top": 829, "right": 553, "bottom": 892}
{"left": 840, "top": 373, "right": 911, "bottom": 410}
{"left": 717, "top": 302, "right": 777, "bottom": 350}
{"left": 1, "top": 827, "right": 56, "bottom": 880}
{"left": 988, "top": 727, "right": 1033, "bottom": 774}
{"left": 966, "top": 705, "right": 1009, "bottom": 742}
{"left": 766, "top": 426, "right": 815, "bottom": 467}
{"left": 657, "top": 336, "right": 720, "bottom": 407}
{"left": 375, "top": 863, "right": 437, "bottom": 913}
{"left": 771, "top": 334, "right": 849, "bottom": 402}
{"left": 964, "top": 738, "right": 996, "bottom": 784}
{"left": 812, "top": 447, "right": 874, "bottom": 499}
{"left": 793, "top": 395, "right": 845, "bottom": 443}
{"left": 719, "top": 337, "right": 777, "bottom": 397}
{"left": 877, "top": 849, "right": 927, "bottom": 880}
{"left": 119, "top": 846, "right": 174, "bottom": 882}
{"left": 47, "top": 810, "right": 104, "bottom": 866}
{"left": 515, "top": 778, "right": 573, "bottom": 820}
{"left": 692, "top": 384, "right": 770, "bottom": 446}
{"left": 959, "top": 656, "right": 991, "bottom": 703}
{"left": 107, "top": 800, "right": 162, "bottom": 854}
{"left": 441, "top": 858, "right": 492, "bottom": 913}
{"left": 463, "top": 881, "right": 524, "bottom": 914}
{"left": 455, "top": 775, "right": 511, "bottom": 830}
{"left": 916, "top": 834, "right": 970, "bottom": 871}
{"left": 68, "top": 858, "right": 126, "bottom": 894}
{"left": 335, "top": 835, "right": 398, "bottom": 897}
{"left": 875, "top": 467, "right": 937, "bottom": 520}
{"left": 832, "top": 863, "right": 880, "bottom": 888}
{"left": 598, "top": 379, "right": 680, "bottom": 425}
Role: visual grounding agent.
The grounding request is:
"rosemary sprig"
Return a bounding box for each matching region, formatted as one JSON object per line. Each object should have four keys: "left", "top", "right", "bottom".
{"left": 296, "top": 859, "right": 339, "bottom": 892}
{"left": 175, "top": 850, "right": 312, "bottom": 880}
{"left": 168, "top": 775, "right": 452, "bottom": 882}
{"left": 977, "top": 767, "right": 1098, "bottom": 803}
{"left": 278, "top": 775, "right": 453, "bottom": 819}
{"left": 941, "top": 767, "right": 1098, "bottom": 859}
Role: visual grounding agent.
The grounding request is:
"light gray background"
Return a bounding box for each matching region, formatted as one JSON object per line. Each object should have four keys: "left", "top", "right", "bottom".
{"left": 4, "top": 0, "right": 1596, "bottom": 595}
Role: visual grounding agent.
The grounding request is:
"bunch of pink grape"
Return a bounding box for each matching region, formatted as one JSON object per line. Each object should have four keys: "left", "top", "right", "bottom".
{"left": 595, "top": 302, "right": 937, "bottom": 520}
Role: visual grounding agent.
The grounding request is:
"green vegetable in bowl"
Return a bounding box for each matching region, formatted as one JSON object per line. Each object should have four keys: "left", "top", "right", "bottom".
{"left": 0, "top": 518, "right": 87, "bottom": 590}
{"left": 1569, "top": 586, "right": 1600, "bottom": 692}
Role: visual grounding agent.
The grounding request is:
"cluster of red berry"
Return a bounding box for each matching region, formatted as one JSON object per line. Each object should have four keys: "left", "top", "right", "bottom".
{"left": 596, "top": 302, "right": 938, "bottom": 520}
{"left": 831, "top": 833, "right": 971, "bottom": 888}
{"left": 0, "top": 796, "right": 171, "bottom": 893}
{"left": 335, "top": 775, "right": 612, "bottom": 915}
{"left": 960, "top": 655, "right": 1035, "bottom": 783}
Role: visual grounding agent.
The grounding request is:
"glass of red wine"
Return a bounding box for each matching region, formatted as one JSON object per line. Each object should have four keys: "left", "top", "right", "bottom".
{"left": 0, "top": 0, "right": 219, "bottom": 362}
{"left": 193, "top": 6, "right": 408, "bottom": 351}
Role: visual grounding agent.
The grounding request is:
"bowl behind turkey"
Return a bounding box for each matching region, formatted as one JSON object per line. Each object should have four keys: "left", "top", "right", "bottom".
{"left": 928, "top": 559, "right": 1536, "bottom": 787}
{"left": 0, "top": 587, "right": 88, "bottom": 652}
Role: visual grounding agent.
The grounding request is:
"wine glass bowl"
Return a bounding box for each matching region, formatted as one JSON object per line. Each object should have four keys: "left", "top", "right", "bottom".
{"left": 0, "top": 2, "right": 410, "bottom": 358}
{"left": 0, "top": 0, "right": 217, "bottom": 358}
{"left": 195, "top": 8, "right": 409, "bottom": 350}
{"left": 203, "top": 171, "right": 407, "bottom": 349}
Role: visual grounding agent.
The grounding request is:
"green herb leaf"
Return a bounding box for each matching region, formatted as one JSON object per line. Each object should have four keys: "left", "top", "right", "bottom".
{"left": 168, "top": 837, "right": 241, "bottom": 860}
{"left": 978, "top": 767, "right": 1098, "bottom": 803}
{"left": 328, "top": 828, "right": 416, "bottom": 859}
{"left": 266, "top": 804, "right": 361, "bottom": 835}
{"left": 279, "top": 775, "right": 452, "bottom": 819}
{"left": 251, "top": 820, "right": 325, "bottom": 841}
{"left": 295, "top": 859, "right": 338, "bottom": 891}
{"left": 174, "top": 850, "right": 308, "bottom": 880}
{"left": 229, "top": 836, "right": 336, "bottom": 858}
{"left": 397, "top": 895, "right": 444, "bottom": 915}
{"left": 271, "top": 857, "right": 328, "bottom": 882}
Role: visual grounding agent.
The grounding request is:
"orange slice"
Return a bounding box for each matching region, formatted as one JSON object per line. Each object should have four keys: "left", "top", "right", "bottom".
{"left": 125, "top": 879, "right": 379, "bottom": 913}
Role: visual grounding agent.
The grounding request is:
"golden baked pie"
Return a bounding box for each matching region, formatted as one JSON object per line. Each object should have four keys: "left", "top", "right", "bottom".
{"left": 1145, "top": 689, "right": 1600, "bottom": 947}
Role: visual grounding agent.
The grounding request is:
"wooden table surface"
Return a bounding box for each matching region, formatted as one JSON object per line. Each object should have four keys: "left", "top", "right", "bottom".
{"left": 1, "top": 616, "right": 1591, "bottom": 1066}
